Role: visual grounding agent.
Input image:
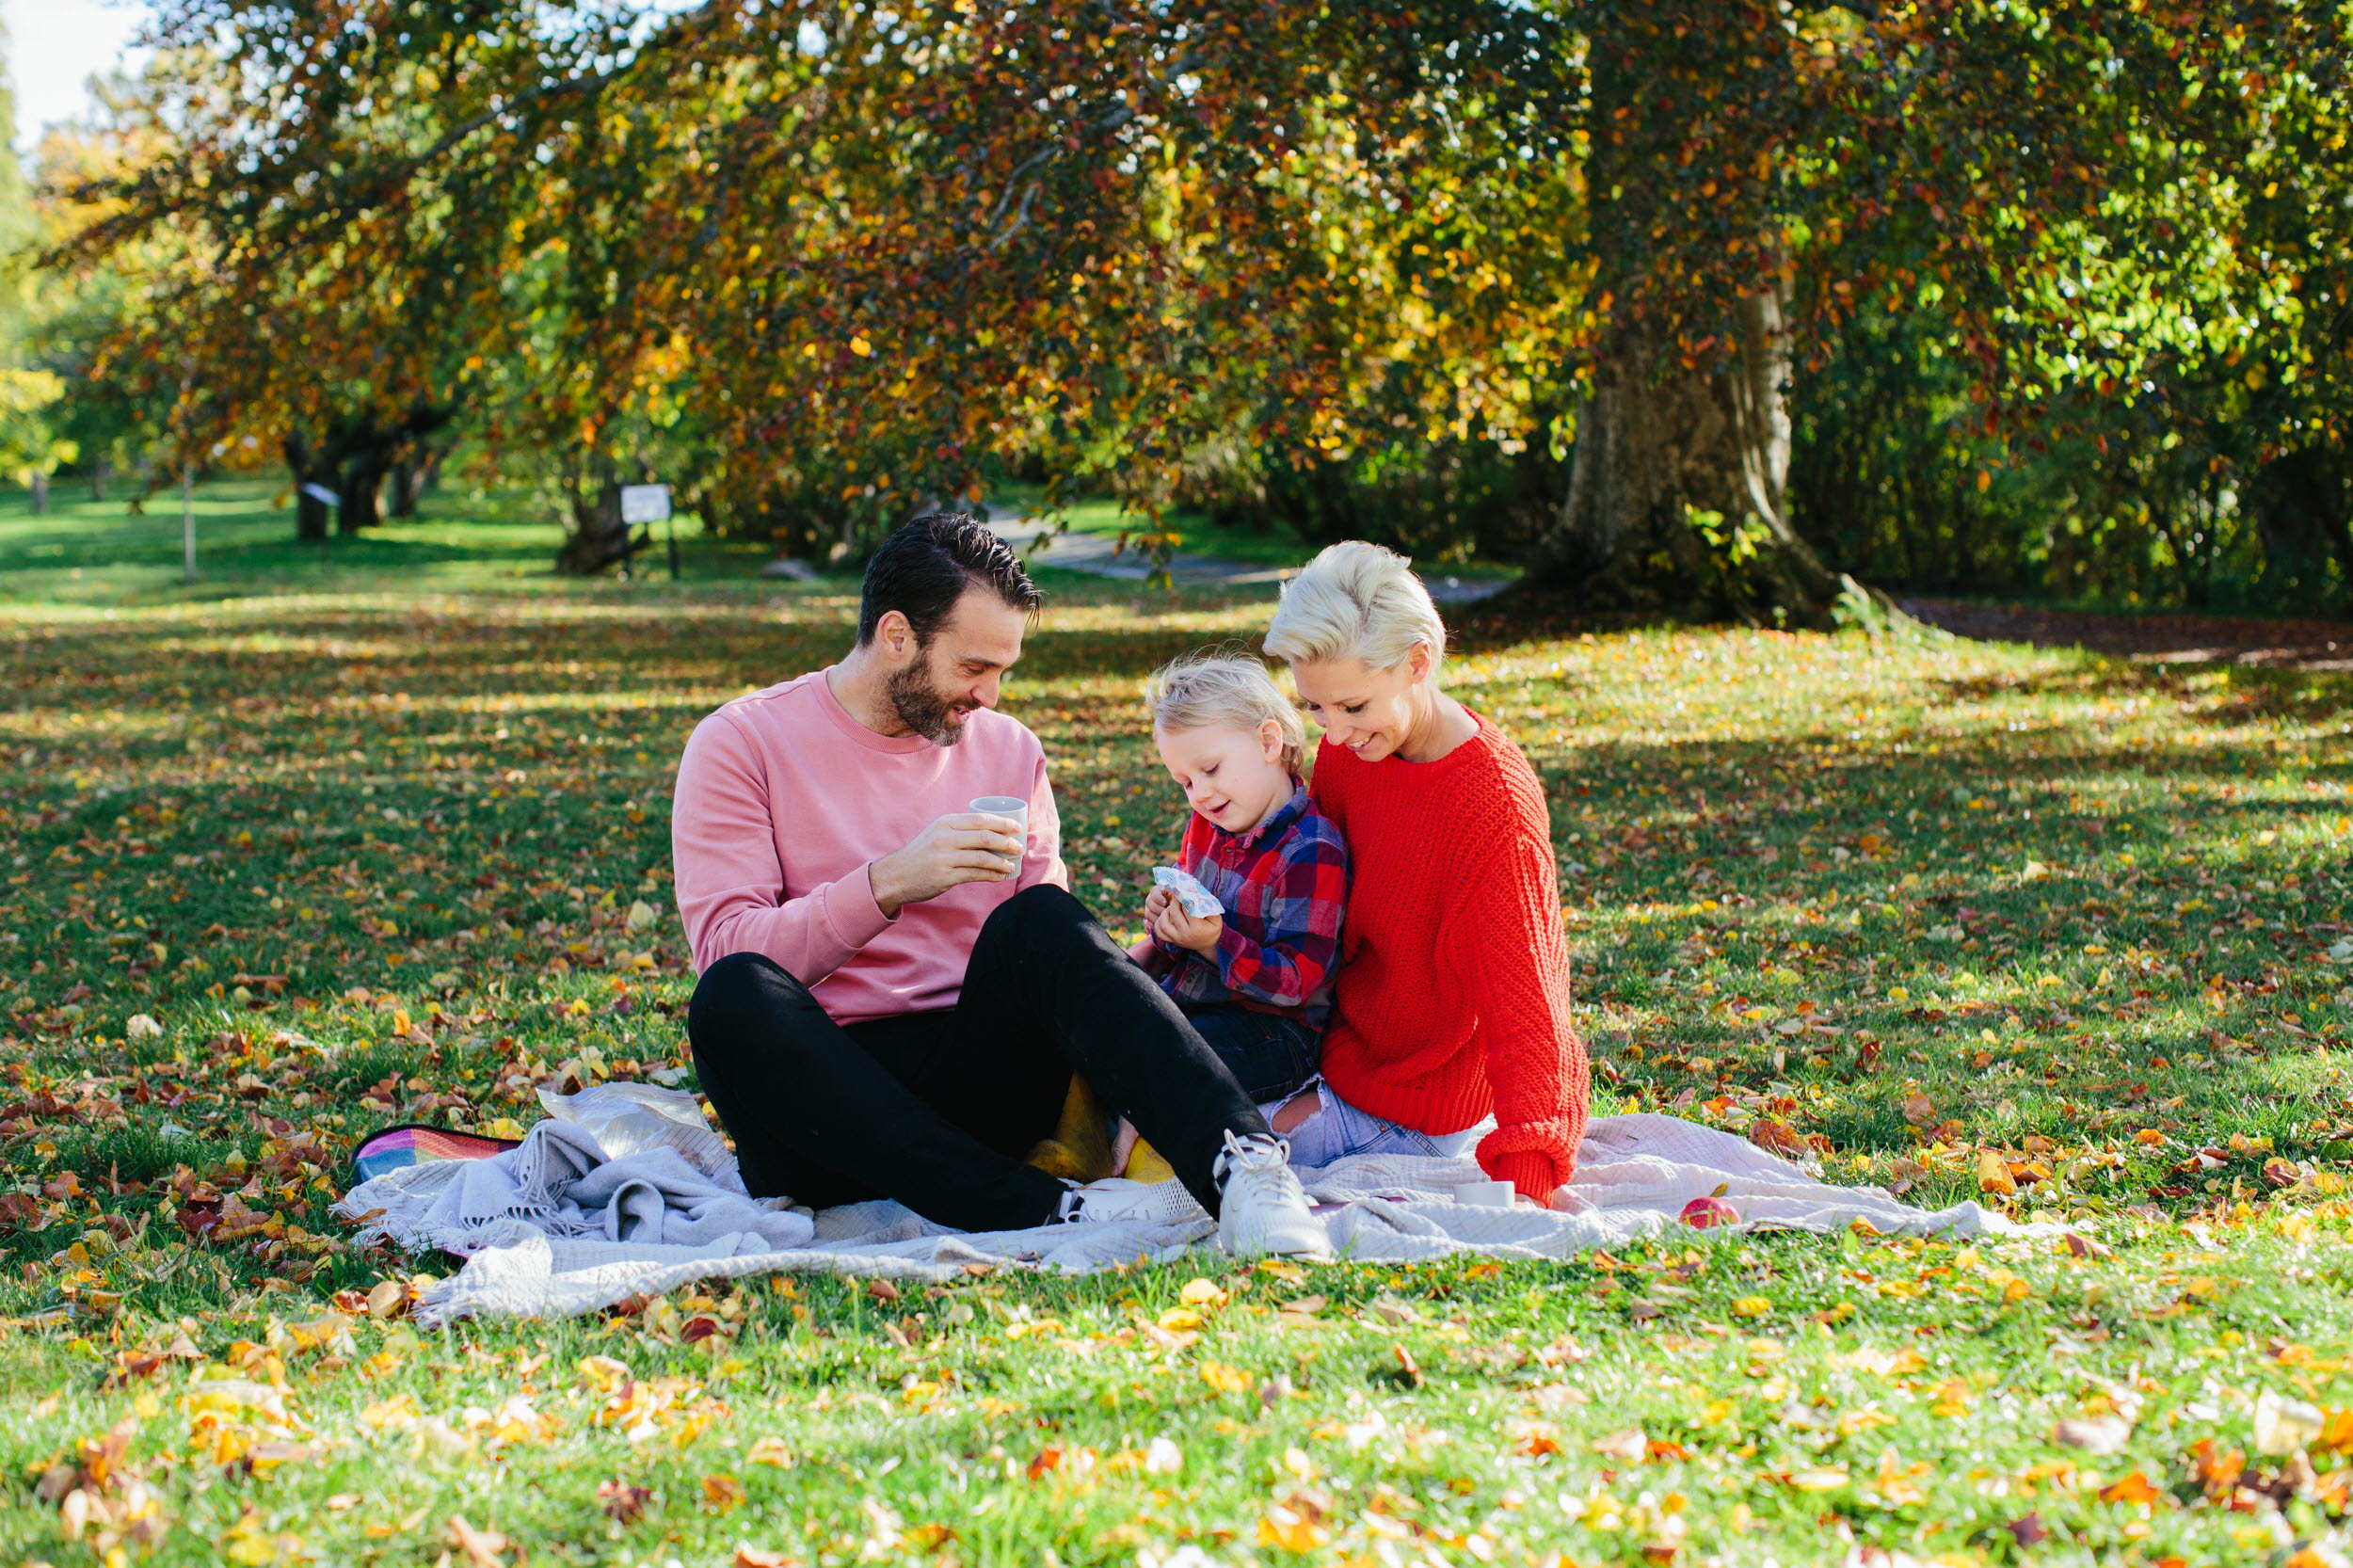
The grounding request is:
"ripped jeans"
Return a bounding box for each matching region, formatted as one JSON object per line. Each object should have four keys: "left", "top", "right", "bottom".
{"left": 1273, "top": 1080, "right": 1481, "bottom": 1170}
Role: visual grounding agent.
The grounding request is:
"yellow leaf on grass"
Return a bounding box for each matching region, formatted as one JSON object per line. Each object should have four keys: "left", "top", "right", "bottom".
{"left": 1977, "top": 1149, "right": 2017, "bottom": 1195}
{"left": 2097, "top": 1470, "right": 2160, "bottom": 1505}
{"left": 747, "top": 1435, "right": 796, "bottom": 1467}
{"left": 1257, "top": 1504, "right": 1330, "bottom": 1553}
{"left": 2322, "top": 1408, "right": 2353, "bottom": 1451}
{"left": 1731, "top": 1297, "right": 1770, "bottom": 1319}
{"left": 577, "top": 1354, "right": 631, "bottom": 1392}
{"left": 1179, "top": 1278, "right": 1229, "bottom": 1308}
{"left": 1200, "top": 1361, "right": 1252, "bottom": 1395}
{"left": 1276, "top": 1293, "right": 1328, "bottom": 1322}
{"left": 361, "top": 1392, "right": 423, "bottom": 1430}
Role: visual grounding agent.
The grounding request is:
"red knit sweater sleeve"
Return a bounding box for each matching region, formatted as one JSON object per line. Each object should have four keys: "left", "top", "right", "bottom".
{"left": 1448, "top": 808, "right": 1589, "bottom": 1202}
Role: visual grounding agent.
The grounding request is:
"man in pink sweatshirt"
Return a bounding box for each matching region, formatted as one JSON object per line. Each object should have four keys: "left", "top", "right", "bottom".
{"left": 672, "top": 514, "right": 1325, "bottom": 1256}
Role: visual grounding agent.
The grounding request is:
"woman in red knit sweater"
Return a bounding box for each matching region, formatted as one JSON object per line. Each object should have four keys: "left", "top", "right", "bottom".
{"left": 1261, "top": 541, "right": 1589, "bottom": 1204}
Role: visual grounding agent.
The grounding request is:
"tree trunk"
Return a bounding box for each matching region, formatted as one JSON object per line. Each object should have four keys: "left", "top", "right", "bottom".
{"left": 89, "top": 459, "right": 106, "bottom": 503}
{"left": 554, "top": 470, "right": 634, "bottom": 574}
{"left": 283, "top": 406, "right": 451, "bottom": 542}
{"left": 284, "top": 435, "right": 336, "bottom": 541}
{"left": 1529, "top": 286, "right": 1845, "bottom": 622}
{"left": 28, "top": 472, "right": 46, "bottom": 515}
{"left": 293, "top": 487, "right": 332, "bottom": 541}
{"left": 388, "top": 456, "right": 417, "bottom": 518}
{"left": 1513, "top": 0, "right": 1888, "bottom": 625}
{"left": 341, "top": 449, "right": 386, "bottom": 533}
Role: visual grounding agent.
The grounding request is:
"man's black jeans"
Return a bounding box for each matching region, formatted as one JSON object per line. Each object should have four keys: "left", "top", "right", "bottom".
{"left": 686, "top": 884, "right": 1273, "bottom": 1232}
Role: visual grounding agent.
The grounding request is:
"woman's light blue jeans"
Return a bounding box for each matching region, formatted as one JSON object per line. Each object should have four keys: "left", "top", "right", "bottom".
{"left": 1274, "top": 1080, "right": 1479, "bottom": 1169}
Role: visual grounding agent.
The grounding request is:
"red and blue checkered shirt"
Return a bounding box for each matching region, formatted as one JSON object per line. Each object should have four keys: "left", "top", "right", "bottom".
{"left": 1156, "top": 782, "right": 1349, "bottom": 1029}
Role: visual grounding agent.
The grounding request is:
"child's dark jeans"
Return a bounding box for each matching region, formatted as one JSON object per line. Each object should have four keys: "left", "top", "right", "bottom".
{"left": 1179, "top": 1001, "right": 1321, "bottom": 1104}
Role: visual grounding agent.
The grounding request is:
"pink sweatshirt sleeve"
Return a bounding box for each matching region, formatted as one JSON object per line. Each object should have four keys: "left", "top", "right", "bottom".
{"left": 671, "top": 708, "right": 892, "bottom": 979}
{"left": 1017, "top": 745, "right": 1071, "bottom": 893}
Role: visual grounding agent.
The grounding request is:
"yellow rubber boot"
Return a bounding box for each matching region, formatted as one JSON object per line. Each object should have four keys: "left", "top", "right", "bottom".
{"left": 1023, "top": 1076, "right": 1115, "bottom": 1183}
{"left": 1124, "top": 1138, "right": 1177, "bottom": 1187}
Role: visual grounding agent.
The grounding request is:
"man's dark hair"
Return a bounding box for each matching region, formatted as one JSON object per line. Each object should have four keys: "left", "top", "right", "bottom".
{"left": 856, "top": 512, "right": 1042, "bottom": 647}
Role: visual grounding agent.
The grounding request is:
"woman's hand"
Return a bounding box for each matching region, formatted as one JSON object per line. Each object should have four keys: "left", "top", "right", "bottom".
{"left": 1153, "top": 899, "right": 1223, "bottom": 957}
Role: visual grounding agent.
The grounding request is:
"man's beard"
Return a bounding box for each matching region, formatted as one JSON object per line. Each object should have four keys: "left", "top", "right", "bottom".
{"left": 886, "top": 658, "right": 969, "bottom": 745}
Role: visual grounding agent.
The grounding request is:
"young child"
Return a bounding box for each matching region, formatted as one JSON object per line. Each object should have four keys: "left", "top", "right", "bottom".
{"left": 1128, "top": 653, "right": 1349, "bottom": 1105}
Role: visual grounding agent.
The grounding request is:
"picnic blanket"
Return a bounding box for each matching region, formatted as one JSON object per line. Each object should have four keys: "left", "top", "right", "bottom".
{"left": 337, "top": 1083, "right": 2035, "bottom": 1327}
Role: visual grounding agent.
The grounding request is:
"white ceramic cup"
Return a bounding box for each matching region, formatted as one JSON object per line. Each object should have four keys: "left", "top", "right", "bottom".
{"left": 968, "top": 796, "right": 1029, "bottom": 869}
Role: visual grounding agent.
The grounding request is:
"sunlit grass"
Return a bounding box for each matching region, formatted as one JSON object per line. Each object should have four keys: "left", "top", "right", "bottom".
{"left": 0, "top": 504, "right": 2350, "bottom": 1561}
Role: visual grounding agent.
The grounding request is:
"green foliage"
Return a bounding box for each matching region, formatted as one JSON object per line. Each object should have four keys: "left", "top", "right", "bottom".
{"left": 22, "top": 0, "right": 2353, "bottom": 608}
{"left": 1792, "top": 290, "right": 2353, "bottom": 616}
{"left": 1178, "top": 435, "right": 1561, "bottom": 566}
{"left": 0, "top": 31, "right": 79, "bottom": 495}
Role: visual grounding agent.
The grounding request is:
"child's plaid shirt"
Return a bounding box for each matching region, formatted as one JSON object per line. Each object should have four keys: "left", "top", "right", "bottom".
{"left": 1156, "top": 782, "right": 1349, "bottom": 1029}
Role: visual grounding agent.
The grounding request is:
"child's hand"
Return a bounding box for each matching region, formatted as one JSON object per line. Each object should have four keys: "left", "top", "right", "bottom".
{"left": 1153, "top": 899, "right": 1223, "bottom": 957}
{"left": 1142, "top": 887, "right": 1174, "bottom": 929}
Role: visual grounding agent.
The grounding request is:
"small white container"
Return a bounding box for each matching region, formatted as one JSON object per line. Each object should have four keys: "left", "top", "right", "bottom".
{"left": 968, "top": 796, "right": 1030, "bottom": 856}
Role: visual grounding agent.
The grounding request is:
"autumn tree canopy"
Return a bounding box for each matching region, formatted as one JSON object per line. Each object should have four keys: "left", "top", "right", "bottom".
{"left": 38, "top": 0, "right": 2351, "bottom": 614}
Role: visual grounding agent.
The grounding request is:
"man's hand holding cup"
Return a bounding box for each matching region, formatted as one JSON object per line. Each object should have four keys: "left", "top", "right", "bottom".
{"left": 869, "top": 797, "right": 1028, "bottom": 917}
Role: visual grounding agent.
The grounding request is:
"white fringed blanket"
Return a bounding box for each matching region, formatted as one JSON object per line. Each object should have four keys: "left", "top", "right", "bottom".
{"left": 336, "top": 1084, "right": 2026, "bottom": 1326}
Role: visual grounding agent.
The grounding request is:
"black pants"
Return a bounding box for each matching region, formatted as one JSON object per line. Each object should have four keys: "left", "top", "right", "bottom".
{"left": 686, "top": 884, "right": 1273, "bottom": 1232}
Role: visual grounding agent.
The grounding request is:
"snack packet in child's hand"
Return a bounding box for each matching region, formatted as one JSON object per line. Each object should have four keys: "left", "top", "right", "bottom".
{"left": 1152, "top": 866, "right": 1224, "bottom": 919}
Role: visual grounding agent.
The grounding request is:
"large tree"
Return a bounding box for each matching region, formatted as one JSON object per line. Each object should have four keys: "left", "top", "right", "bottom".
{"left": 57, "top": 0, "right": 2342, "bottom": 610}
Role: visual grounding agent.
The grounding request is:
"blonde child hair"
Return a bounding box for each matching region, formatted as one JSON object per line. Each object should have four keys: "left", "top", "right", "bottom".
{"left": 1144, "top": 652, "right": 1308, "bottom": 776}
{"left": 1262, "top": 539, "right": 1447, "bottom": 673}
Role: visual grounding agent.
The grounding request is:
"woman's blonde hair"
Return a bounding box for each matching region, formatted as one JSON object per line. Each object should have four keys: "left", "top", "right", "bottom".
{"left": 1144, "top": 652, "right": 1308, "bottom": 776}
{"left": 1261, "top": 539, "right": 1446, "bottom": 673}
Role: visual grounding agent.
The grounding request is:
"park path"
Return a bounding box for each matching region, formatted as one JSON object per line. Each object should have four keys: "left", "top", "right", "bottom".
{"left": 983, "top": 514, "right": 1511, "bottom": 603}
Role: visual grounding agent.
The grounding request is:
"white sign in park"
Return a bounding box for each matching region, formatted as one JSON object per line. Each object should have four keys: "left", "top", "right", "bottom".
{"left": 619, "top": 484, "right": 672, "bottom": 524}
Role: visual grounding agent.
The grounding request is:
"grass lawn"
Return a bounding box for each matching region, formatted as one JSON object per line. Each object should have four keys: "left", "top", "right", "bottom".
{"left": 0, "top": 476, "right": 785, "bottom": 608}
{"left": 1, "top": 486, "right": 2352, "bottom": 1565}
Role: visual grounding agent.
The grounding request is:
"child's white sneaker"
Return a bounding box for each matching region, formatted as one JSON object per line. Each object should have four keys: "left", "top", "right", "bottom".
{"left": 1212, "top": 1130, "right": 1331, "bottom": 1260}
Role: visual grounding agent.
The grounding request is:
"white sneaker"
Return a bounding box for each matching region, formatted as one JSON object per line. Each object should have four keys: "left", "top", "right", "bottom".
{"left": 1213, "top": 1130, "right": 1331, "bottom": 1260}
{"left": 1053, "top": 1176, "right": 1209, "bottom": 1228}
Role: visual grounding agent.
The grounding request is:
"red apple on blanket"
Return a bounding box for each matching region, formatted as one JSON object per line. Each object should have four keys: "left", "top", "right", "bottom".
{"left": 1679, "top": 1192, "right": 1740, "bottom": 1230}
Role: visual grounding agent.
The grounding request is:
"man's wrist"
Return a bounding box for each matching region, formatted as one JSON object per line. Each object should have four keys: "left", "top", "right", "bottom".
{"left": 867, "top": 857, "right": 904, "bottom": 920}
